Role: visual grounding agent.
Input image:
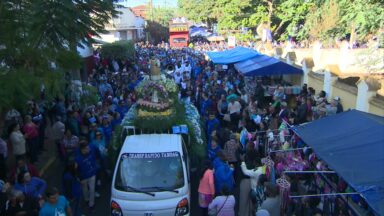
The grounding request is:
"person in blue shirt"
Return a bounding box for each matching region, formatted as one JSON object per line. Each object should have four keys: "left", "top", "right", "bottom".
{"left": 200, "top": 93, "right": 212, "bottom": 119}
{"left": 101, "top": 117, "right": 113, "bottom": 146}
{"left": 193, "top": 62, "right": 202, "bottom": 79}
{"left": 115, "top": 100, "right": 129, "bottom": 118}
{"left": 39, "top": 187, "right": 71, "bottom": 216}
{"left": 66, "top": 111, "right": 80, "bottom": 137}
{"left": 213, "top": 150, "right": 235, "bottom": 194}
{"left": 75, "top": 140, "right": 99, "bottom": 210}
{"left": 208, "top": 134, "right": 222, "bottom": 161}
{"left": 111, "top": 111, "right": 122, "bottom": 130}
{"left": 14, "top": 171, "right": 46, "bottom": 200}
{"left": 63, "top": 161, "right": 82, "bottom": 216}
{"left": 88, "top": 123, "right": 102, "bottom": 144}
{"left": 206, "top": 112, "right": 220, "bottom": 140}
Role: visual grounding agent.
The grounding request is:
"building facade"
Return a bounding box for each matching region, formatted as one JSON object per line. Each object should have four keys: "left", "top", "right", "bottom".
{"left": 99, "top": 7, "right": 145, "bottom": 43}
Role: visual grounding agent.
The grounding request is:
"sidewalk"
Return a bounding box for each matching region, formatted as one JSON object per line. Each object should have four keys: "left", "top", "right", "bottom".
{"left": 34, "top": 123, "right": 57, "bottom": 177}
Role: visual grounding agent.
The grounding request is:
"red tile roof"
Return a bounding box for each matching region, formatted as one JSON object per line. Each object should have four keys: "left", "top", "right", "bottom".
{"left": 130, "top": 5, "right": 147, "bottom": 18}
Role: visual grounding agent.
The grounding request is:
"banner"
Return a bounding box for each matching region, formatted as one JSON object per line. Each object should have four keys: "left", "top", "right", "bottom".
{"left": 228, "top": 36, "right": 236, "bottom": 48}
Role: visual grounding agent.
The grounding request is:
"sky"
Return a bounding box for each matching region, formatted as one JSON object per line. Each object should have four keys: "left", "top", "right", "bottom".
{"left": 117, "top": 0, "right": 178, "bottom": 8}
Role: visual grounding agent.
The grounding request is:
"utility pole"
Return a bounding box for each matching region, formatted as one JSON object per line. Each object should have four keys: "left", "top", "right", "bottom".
{"left": 150, "top": 0, "right": 153, "bottom": 21}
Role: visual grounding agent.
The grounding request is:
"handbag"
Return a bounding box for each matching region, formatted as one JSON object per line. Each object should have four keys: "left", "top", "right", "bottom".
{"left": 208, "top": 196, "right": 228, "bottom": 216}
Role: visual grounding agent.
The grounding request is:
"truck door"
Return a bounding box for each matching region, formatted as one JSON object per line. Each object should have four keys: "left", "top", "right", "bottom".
{"left": 181, "top": 138, "right": 190, "bottom": 183}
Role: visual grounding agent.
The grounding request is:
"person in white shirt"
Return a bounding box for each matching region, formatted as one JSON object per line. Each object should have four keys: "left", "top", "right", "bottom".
{"left": 174, "top": 71, "right": 183, "bottom": 84}
{"left": 228, "top": 99, "right": 241, "bottom": 115}
{"left": 184, "top": 61, "right": 191, "bottom": 73}
{"left": 228, "top": 98, "right": 242, "bottom": 130}
{"left": 9, "top": 123, "right": 26, "bottom": 160}
{"left": 51, "top": 117, "right": 65, "bottom": 142}
{"left": 175, "top": 62, "right": 184, "bottom": 74}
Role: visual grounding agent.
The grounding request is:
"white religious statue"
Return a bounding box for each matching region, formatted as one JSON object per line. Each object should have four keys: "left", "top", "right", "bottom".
{"left": 150, "top": 58, "right": 161, "bottom": 81}
{"left": 151, "top": 90, "right": 159, "bottom": 103}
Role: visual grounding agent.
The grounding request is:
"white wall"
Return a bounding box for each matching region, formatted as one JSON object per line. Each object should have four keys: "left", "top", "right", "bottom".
{"left": 99, "top": 33, "right": 117, "bottom": 43}
{"left": 135, "top": 17, "right": 145, "bottom": 39}
{"left": 113, "top": 8, "right": 136, "bottom": 29}
{"left": 77, "top": 42, "right": 93, "bottom": 58}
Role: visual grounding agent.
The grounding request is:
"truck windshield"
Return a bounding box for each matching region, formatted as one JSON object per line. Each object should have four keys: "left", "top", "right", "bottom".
{"left": 114, "top": 152, "right": 185, "bottom": 192}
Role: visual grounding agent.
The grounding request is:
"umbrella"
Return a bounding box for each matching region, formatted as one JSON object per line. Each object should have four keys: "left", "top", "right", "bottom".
{"left": 226, "top": 93, "right": 238, "bottom": 102}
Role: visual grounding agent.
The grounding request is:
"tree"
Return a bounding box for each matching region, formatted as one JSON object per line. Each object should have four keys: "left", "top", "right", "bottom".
{"left": 178, "top": 0, "right": 218, "bottom": 28}
{"left": 177, "top": 0, "right": 384, "bottom": 43}
{"left": 101, "top": 41, "right": 135, "bottom": 60}
{"left": 0, "top": 0, "right": 118, "bottom": 113}
{"left": 145, "top": 7, "right": 176, "bottom": 43}
{"left": 0, "top": 0, "right": 117, "bottom": 71}
{"left": 296, "top": 0, "right": 384, "bottom": 42}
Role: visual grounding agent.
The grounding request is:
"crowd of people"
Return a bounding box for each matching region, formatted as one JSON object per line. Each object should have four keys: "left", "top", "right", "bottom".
{"left": 0, "top": 40, "right": 370, "bottom": 216}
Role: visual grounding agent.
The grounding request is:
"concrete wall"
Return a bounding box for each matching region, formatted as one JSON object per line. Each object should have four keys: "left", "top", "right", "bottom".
{"left": 332, "top": 81, "right": 358, "bottom": 111}
{"left": 283, "top": 74, "right": 302, "bottom": 86}
{"left": 276, "top": 47, "right": 383, "bottom": 116}
{"left": 285, "top": 48, "right": 384, "bottom": 74}
{"left": 307, "top": 72, "right": 324, "bottom": 95}
{"left": 369, "top": 96, "right": 384, "bottom": 116}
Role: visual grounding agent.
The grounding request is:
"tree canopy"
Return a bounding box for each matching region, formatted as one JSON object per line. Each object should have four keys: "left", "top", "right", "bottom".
{"left": 145, "top": 7, "right": 177, "bottom": 43}
{"left": 178, "top": 0, "right": 384, "bottom": 42}
{"left": 0, "top": 0, "right": 117, "bottom": 113}
{"left": 101, "top": 41, "right": 135, "bottom": 60}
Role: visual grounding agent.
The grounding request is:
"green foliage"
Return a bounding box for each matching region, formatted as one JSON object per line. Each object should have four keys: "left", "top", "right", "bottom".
{"left": 148, "top": 7, "right": 176, "bottom": 27}
{"left": 0, "top": 0, "right": 117, "bottom": 70}
{"left": 178, "top": 0, "right": 218, "bottom": 28}
{"left": 134, "top": 101, "right": 185, "bottom": 131}
{"left": 145, "top": 21, "right": 171, "bottom": 44}
{"left": 0, "top": 70, "right": 65, "bottom": 114}
{"left": 178, "top": 0, "right": 384, "bottom": 43}
{"left": 101, "top": 41, "right": 135, "bottom": 60}
{"left": 109, "top": 125, "right": 123, "bottom": 168}
{"left": 0, "top": 0, "right": 117, "bottom": 114}
{"left": 56, "top": 50, "right": 83, "bottom": 70}
{"left": 234, "top": 31, "right": 257, "bottom": 42}
{"left": 145, "top": 7, "right": 176, "bottom": 43}
{"left": 80, "top": 85, "right": 99, "bottom": 107}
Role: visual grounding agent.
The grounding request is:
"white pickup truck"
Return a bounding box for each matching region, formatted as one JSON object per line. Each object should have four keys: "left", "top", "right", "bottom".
{"left": 110, "top": 130, "right": 191, "bottom": 216}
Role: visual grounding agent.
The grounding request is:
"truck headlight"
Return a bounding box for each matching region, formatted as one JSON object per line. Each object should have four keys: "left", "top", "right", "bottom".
{"left": 175, "top": 198, "right": 189, "bottom": 216}
{"left": 111, "top": 200, "right": 123, "bottom": 216}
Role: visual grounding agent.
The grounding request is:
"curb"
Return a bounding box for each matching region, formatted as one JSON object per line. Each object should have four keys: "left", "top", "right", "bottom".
{"left": 39, "top": 157, "right": 56, "bottom": 177}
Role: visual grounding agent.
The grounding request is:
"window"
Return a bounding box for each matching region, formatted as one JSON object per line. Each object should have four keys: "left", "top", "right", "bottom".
{"left": 173, "top": 38, "right": 187, "bottom": 43}
{"left": 115, "top": 152, "right": 185, "bottom": 192}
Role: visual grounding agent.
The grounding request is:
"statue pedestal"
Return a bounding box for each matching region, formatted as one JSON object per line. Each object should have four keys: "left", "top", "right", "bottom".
{"left": 150, "top": 75, "right": 161, "bottom": 81}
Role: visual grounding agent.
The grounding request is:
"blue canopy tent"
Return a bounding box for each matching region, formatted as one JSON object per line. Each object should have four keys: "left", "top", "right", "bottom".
{"left": 234, "top": 54, "right": 303, "bottom": 76}
{"left": 206, "top": 46, "right": 260, "bottom": 64}
{"left": 190, "top": 26, "right": 211, "bottom": 37}
{"left": 292, "top": 110, "right": 384, "bottom": 215}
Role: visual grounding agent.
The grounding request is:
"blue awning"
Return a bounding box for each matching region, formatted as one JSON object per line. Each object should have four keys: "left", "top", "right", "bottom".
{"left": 206, "top": 47, "right": 260, "bottom": 64}
{"left": 293, "top": 110, "right": 384, "bottom": 215}
{"left": 234, "top": 54, "right": 303, "bottom": 76}
{"left": 190, "top": 26, "right": 211, "bottom": 37}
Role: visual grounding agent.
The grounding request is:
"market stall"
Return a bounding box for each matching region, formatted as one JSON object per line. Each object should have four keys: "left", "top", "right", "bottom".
{"left": 292, "top": 110, "right": 384, "bottom": 215}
